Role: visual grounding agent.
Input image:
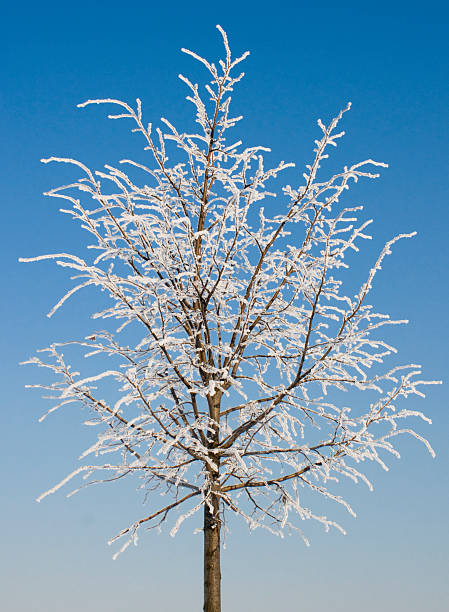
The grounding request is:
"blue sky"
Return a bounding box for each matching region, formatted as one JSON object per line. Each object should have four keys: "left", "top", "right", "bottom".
{"left": 2, "top": 1, "right": 448, "bottom": 610}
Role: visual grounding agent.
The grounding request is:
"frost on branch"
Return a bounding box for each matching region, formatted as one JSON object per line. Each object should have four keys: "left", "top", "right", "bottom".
{"left": 22, "top": 25, "right": 439, "bottom": 557}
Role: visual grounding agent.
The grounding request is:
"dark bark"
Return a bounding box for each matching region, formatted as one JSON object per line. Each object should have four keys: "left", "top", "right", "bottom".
{"left": 203, "top": 492, "right": 221, "bottom": 612}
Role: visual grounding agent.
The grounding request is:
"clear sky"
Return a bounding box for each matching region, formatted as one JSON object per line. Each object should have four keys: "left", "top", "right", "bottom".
{"left": 2, "top": 1, "right": 448, "bottom": 611}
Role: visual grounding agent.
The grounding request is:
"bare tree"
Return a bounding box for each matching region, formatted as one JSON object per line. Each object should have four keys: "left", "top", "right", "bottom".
{"left": 21, "top": 26, "right": 437, "bottom": 612}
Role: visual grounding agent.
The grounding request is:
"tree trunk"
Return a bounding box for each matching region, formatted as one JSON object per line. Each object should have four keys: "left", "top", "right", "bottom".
{"left": 203, "top": 493, "right": 221, "bottom": 612}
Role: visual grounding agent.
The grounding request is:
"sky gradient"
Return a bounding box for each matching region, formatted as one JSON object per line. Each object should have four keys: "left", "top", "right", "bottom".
{"left": 2, "top": 1, "right": 448, "bottom": 611}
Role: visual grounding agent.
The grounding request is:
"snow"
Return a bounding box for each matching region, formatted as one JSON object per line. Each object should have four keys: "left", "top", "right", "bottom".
{"left": 21, "top": 25, "right": 439, "bottom": 558}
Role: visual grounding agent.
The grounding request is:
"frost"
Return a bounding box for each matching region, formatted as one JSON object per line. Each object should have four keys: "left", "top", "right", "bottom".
{"left": 22, "top": 26, "right": 438, "bottom": 560}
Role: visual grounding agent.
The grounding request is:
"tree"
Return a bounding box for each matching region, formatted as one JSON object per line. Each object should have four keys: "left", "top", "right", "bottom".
{"left": 21, "top": 26, "right": 437, "bottom": 612}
